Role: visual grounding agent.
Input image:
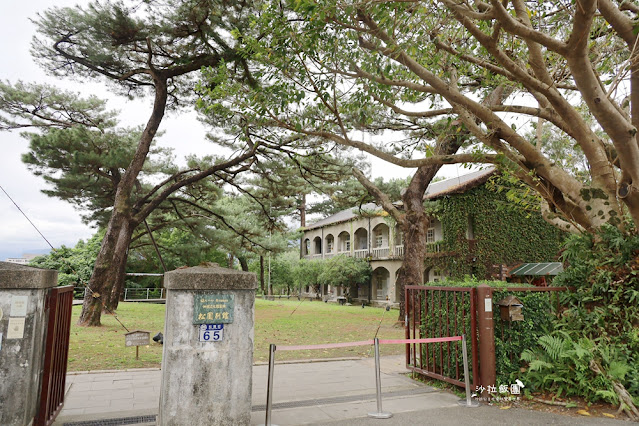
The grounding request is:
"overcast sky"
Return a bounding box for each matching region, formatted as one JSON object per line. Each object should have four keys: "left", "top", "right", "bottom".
{"left": 0, "top": 1, "right": 463, "bottom": 261}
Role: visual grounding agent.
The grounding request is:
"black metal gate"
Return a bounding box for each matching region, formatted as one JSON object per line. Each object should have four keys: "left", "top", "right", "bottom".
{"left": 35, "top": 285, "right": 74, "bottom": 426}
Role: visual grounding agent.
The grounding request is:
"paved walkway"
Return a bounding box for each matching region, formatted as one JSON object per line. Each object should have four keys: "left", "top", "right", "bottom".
{"left": 54, "top": 356, "right": 628, "bottom": 425}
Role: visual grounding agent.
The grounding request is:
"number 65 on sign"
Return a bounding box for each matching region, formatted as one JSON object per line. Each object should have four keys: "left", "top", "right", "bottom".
{"left": 199, "top": 324, "right": 224, "bottom": 342}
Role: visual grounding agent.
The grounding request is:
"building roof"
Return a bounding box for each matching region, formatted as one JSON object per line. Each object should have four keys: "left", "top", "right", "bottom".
{"left": 424, "top": 168, "right": 496, "bottom": 200}
{"left": 509, "top": 262, "right": 564, "bottom": 276}
{"left": 304, "top": 168, "right": 496, "bottom": 231}
{"left": 304, "top": 202, "right": 380, "bottom": 231}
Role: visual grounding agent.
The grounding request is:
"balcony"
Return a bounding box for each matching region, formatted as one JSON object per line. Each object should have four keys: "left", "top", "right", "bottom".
{"left": 353, "top": 249, "right": 369, "bottom": 259}
{"left": 371, "top": 247, "right": 389, "bottom": 259}
{"left": 426, "top": 242, "right": 441, "bottom": 253}
{"left": 304, "top": 241, "right": 445, "bottom": 261}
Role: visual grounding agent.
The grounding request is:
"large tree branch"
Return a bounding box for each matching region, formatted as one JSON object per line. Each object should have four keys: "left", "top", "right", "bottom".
{"left": 482, "top": 0, "right": 568, "bottom": 54}
{"left": 168, "top": 197, "right": 272, "bottom": 252}
{"left": 352, "top": 167, "right": 404, "bottom": 224}
{"left": 117, "top": 75, "right": 168, "bottom": 202}
{"left": 133, "top": 147, "right": 258, "bottom": 224}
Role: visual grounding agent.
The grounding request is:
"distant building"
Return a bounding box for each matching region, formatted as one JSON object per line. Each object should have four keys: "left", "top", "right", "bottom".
{"left": 5, "top": 253, "right": 40, "bottom": 265}
{"left": 300, "top": 169, "right": 565, "bottom": 307}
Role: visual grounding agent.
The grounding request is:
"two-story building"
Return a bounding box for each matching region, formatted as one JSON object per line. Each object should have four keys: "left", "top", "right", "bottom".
{"left": 300, "top": 168, "right": 565, "bottom": 307}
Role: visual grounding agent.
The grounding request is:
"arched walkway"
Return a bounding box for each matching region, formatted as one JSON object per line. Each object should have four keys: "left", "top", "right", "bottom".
{"left": 372, "top": 267, "right": 390, "bottom": 300}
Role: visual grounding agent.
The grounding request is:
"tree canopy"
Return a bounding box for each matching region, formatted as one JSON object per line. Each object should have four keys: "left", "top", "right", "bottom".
{"left": 201, "top": 0, "right": 639, "bottom": 235}
{"left": 0, "top": 0, "right": 264, "bottom": 325}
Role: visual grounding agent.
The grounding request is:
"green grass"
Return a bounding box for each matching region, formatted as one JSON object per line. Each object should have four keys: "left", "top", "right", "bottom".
{"left": 68, "top": 299, "right": 405, "bottom": 371}
{"left": 68, "top": 302, "right": 165, "bottom": 371}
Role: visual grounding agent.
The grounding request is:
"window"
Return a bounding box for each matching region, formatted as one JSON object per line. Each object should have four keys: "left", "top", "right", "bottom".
{"left": 427, "top": 228, "right": 435, "bottom": 243}
{"left": 375, "top": 231, "right": 383, "bottom": 247}
{"left": 466, "top": 215, "right": 475, "bottom": 239}
{"left": 360, "top": 236, "right": 368, "bottom": 250}
{"left": 377, "top": 277, "right": 384, "bottom": 291}
{"left": 345, "top": 241, "right": 351, "bottom": 251}
{"left": 327, "top": 240, "right": 333, "bottom": 253}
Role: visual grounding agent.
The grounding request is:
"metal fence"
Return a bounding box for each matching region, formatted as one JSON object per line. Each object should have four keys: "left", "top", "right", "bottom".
{"left": 405, "top": 285, "right": 479, "bottom": 389}
{"left": 124, "top": 288, "right": 165, "bottom": 301}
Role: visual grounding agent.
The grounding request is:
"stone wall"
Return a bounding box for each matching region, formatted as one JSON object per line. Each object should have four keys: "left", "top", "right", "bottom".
{"left": 0, "top": 262, "right": 57, "bottom": 426}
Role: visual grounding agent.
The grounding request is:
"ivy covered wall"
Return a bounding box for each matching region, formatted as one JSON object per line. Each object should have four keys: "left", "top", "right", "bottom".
{"left": 427, "top": 177, "right": 566, "bottom": 279}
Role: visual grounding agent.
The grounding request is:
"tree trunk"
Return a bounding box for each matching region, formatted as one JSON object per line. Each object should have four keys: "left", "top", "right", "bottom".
{"left": 300, "top": 193, "right": 306, "bottom": 227}
{"left": 259, "top": 255, "right": 265, "bottom": 294}
{"left": 394, "top": 137, "right": 464, "bottom": 318}
{"left": 78, "top": 212, "right": 134, "bottom": 326}
{"left": 395, "top": 166, "right": 437, "bottom": 318}
{"left": 106, "top": 227, "right": 133, "bottom": 312}
{"left": 77, "top": 76, "right": 168, "bottom": 326}
{"left": 238, "top": 256, "right": 249, "bottom": 272}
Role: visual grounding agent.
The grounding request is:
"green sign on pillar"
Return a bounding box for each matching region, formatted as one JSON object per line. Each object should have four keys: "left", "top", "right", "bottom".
{"left": 193, "top": 293, "right": 235, "bottom": 324}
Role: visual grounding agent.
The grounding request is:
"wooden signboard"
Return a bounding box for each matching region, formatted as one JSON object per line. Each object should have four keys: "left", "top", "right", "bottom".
{"left": 125, "top": 330, "right": 150, "bottom": 359}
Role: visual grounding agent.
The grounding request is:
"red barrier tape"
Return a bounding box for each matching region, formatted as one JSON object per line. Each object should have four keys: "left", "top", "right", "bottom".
{"left": 277, "top": 340, "right": 373, "bottom": 351}
{"left": 378, "top": 336, "right": 462, "bottom": 345}
{"left": 275, "top": 336, "right": 462, "bottom": 351}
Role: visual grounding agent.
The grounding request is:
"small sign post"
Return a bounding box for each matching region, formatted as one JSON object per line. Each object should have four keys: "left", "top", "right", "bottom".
{"left": 125, "top": 330, "right": 151, "bottom": 360}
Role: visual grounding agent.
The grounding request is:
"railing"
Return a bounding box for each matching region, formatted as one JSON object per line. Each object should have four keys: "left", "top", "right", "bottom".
{"left": 353, "top": 249, "right": 369, "bottom": 259}
{"left": 336, "top": 250, "right": 352, "bottom": 257}
{"left": 124, "top": 288, "right": 166, "bottom": 301}
{"left": 371, "top": 247, "right": 389, "bottom": 259}
{"left": 426, "top": 242, "right": 441, "bottom": 253}
{"left": 324, "top": 252, "right": 335, "bottom": 258}
{"left": 36, "top": 285, "right": 74, "bottom": 426}
{"left": 405, "top": 285, "right": 478, "bottom": 389}
{"left": 262, "top": 335, "right": 475, "bottom": 424}
{"left": 394, "top": 245, "right": 404, "bottom": 257}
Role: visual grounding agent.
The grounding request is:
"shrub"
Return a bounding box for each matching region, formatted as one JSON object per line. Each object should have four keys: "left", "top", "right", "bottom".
{"left": 522, "top": 225, "right": 639, "bottom": 411}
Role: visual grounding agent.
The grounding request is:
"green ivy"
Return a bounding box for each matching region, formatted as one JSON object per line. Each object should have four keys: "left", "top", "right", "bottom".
{"left": 427, "top": 176, "right": 565, "bottom": 279}
{"left": 492, "top": 289, "right": 556, "bottom": 381}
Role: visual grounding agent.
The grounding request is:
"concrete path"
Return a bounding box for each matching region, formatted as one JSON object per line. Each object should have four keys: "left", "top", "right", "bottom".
{"left": 53, "top": 356, "right": 628, "bottom": 425}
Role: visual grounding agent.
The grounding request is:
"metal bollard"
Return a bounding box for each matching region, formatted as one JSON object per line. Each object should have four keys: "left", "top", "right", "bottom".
{"left": 367, "top": 338, "right": 393, "bottom": 419}
{"left": 458, "top": 334, "right": 480, "bottom": 407}
{"left": 265, "top": 344, "right": 276, "bottom": 425}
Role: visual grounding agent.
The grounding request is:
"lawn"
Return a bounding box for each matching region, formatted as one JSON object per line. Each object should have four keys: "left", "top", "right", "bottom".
{"left": 67, "top": 299, "right": 405, "bottom": 371}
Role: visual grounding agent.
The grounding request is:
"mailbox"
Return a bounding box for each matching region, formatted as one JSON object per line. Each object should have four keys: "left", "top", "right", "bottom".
{"left": 497, "top": 295, "right": 524, "bottom": 321}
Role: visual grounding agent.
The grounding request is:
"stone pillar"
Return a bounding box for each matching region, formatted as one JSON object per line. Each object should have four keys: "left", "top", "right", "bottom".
{"left": 0, "top": 262, "right": 57, "bottom": 426}
{"left": 158, "top": 263, "right": 257, "bottom": 426}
